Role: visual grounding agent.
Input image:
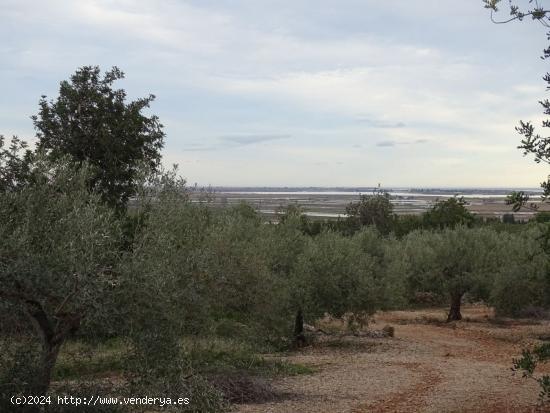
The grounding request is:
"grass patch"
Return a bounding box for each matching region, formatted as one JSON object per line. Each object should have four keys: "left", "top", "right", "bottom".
{"left": 54, "top": 338, "right": 129, "bottom": 380}
{"left": 181, "top": 337, "right": 314, "bottom": 377}
{"left": 315, "top": 338, "right": 380, "bottom": 352}
{"left": 53, "top": 336, "right": 313, "bottom": 382}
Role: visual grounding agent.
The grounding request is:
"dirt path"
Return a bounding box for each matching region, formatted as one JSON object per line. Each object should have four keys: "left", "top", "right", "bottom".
{"left": 235, "top": 307, "right": 550, "bottom": 413}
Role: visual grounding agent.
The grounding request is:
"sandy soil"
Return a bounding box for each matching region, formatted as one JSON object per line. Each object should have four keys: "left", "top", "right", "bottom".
{"left": 234, "top": 306, "right": 550, "bottom": 413}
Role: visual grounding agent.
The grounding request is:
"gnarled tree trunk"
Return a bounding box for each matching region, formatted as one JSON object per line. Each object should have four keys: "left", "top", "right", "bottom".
{"left": 24, "top": 300, "right": 80, "bottom": 396}
{"left": 447, "top": 292, "right": 463, "bottom": 322}
{"left": 1, "top": 287, "right": 81, "bottom": 397}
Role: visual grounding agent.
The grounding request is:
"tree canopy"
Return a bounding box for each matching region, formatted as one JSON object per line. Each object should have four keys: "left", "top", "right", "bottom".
{"left": 0, "top": 135, "right": 32, "bottom": 192}
{"left": 0, "top": 160, "right": 121, "bottom": 395}
{"left": 346, "top": 190, "right": 395, "bottom": 234}
{"left": 422, "top": 197, "right": 474, "bottom": 229}
{"left": 32, "top": 66, "right": 165, "bottom": 210}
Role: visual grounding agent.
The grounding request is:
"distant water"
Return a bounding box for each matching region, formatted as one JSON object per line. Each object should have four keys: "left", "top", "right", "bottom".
{"left": 214, "top": 187, "right": 542, "bottom": 199}
{"left": 259, "top": 210, "right": 346, "bottom": 218}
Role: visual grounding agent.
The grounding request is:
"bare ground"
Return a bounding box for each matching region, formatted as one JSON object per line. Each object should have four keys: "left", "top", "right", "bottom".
{"left": 234, "top": 306, "right": 550, "bottom": 413}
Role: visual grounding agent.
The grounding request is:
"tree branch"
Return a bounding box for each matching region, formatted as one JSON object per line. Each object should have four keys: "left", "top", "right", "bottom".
{"left": 490, "top": 9, "right": 550, "bottom": 26}
{"left": 54, "top": 275, "right": 79, "bottom": 316}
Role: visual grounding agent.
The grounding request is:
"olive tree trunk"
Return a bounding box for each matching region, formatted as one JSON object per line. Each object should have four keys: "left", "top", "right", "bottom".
{"left": 293, "top": 308, "right": 306, "bottom": 348}
{"left": 447, "top": 292, "right": 463, "bottom": 322}
{"left": 25, "top": 301, "right": 80, "bottom": 396}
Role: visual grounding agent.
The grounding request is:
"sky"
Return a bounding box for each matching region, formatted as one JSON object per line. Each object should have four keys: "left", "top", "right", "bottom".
{"left": 2, "top": 0, "right": 550, "bottom": 187}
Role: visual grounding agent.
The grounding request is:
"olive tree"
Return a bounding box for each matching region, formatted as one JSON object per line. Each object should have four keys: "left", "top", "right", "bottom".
{"left": 126, "top": 192, "right": 291, "bottom": 346}
{"left": 490, "top": 224, "right": 550, "bottom": 316}
{"left": 199, "top": 205, "right": 293, "bottom": 344}
{"left": 403, "top": 227, "right": 504, "bottom": 321}
{"left": 355, "top": 227, "right": 408, "bottom": 310}
{"left": 108, "top": 169, "right": 229, "bottom": 413}
{"left": 261, "top": 210, "right": 309, "bottom": 345}
{"left": 291, "top": 230, "right": 386, "bottom": 339}
{"left": 116, "top": 168, "right": 195, "bottom": 358}
{"left": 0, "top": 160, "right": 121, "bottom": 395}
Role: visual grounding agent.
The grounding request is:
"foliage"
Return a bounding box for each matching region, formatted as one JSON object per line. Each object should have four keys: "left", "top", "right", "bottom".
{"left": 32, "top": 66, "right": 165, "bottom": 210}
{"left": 0, "top": 337, "right": 43, "bottom": 412}
{"left": 275, "top": 204, "right": 327, "bottom": 236}
{"left": 121, "top": 181, "right": 293, "bottom": 349}
{"left": 346, "top": 190, "right": 395, "bottom": 234}
{"left": 3, "top": 163, "right": 550, "bottom": 409}
{"left": 371, "top": 234, "right": 409, "bottom": 309}
{"left": 293, "top": 230, "right": 388, "bottom": 325}
{"left": 483, "top": 0, "right": 550, "bottom": 24}
{"left": 513, "top": 343, "right": 550, "bottom": 403}
{"left": 506, "top": 191, "right": 538, "bottom": 212}
{"left": 422, "top": 197, "right": 474, "bottom": 229}
{"left": 393, "top": 214, "right": 424, "bottom": 237}
{"left": 0, "top": 135, "right": 33, "bottom": 192}
{"left": 0, "top": 159, "right": 122, "bottom": 395}
{"left": 118, "top": 166, "right": 205, "bottom": 339}
{"left": 200, "top": 206, "right": 291, "bottom": 344}
{"left": 535, "top": 211, "right": 550, "bottom": 223}
{"left": 490, "top": 224, "right": 550, "bottom": 316}
{"left": 402, "top": 227, "right": 504, "bottom": 321}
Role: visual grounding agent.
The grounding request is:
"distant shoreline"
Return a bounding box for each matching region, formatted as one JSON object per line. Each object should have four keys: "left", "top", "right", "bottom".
{"left": 201, "top": 187, "right": 543, "bottom": 198}
{"left": 189, "top": 186, "right": 548, "bottom": 220}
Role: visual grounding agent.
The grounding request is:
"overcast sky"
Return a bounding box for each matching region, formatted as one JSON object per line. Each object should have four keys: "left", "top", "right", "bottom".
{"left": 2, "top": 0, "right": 550, "bottom": 187}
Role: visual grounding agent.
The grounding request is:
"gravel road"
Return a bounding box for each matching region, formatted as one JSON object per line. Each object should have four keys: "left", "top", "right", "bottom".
{"left": 235, "top": 307, "right": 550, "bottom": 413}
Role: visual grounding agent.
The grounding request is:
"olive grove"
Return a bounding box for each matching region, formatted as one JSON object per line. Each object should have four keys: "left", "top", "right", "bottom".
{"left": 2, "top": 66, "right": 550, "bottom": 411}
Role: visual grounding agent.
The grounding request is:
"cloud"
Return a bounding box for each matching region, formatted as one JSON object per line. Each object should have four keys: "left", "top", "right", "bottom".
{"left": 180, "top": 143, "right": 219, "bottom": 152}
{"left": 211, "top": 64, "right": 480, "bottom": 134}
{"left": 376, "top": 139, "right": 429, "bottom": 147}
{"left": 183, "top": 133, "right": 290, "bottom": 151}
{"left": 355, "top": 115, "right": 406, "bottom": 128}
{"left": 220, "top": 134, "right": 290, "bottom": 145}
